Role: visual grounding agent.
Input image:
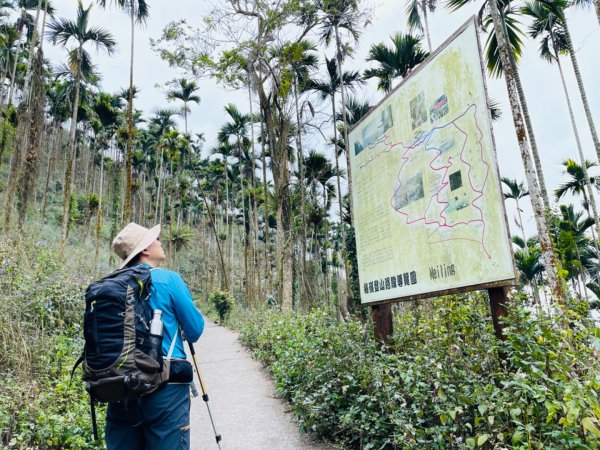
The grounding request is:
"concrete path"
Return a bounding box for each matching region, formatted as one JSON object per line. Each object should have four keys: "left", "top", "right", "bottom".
{"left": 189, "top": 320, "right": 333, "bottom": 450}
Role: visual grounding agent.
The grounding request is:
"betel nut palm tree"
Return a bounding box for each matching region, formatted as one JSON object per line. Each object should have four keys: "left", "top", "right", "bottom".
{"left": 363, "top": 32, "right": 429, "bottom": 93}
{"left": 555, "top": 204, "right": 594, "bottom": 297}
{"left": 217, "top": 103, "right": 258, "bottom": 303}
{"left": 477, "top": 1, "right": 551, "bottom": 208}
{"left": 536, "top": 0, "right": 600, "bottom": 162}
{"left": 281, "top": 39, "right": 319, "bottom": 308}
{"left": 5, "top": 0, "right": 53, "bottom": 106}
{"left": 405, "top": 0, "right": 437, "bottom": 50}
{"left": 317, "top": 0, "right": 364, "bottom": 224}
{"left": 96, "top": 0, "right": 149, "bottom": 224}
{"left": 306, "top": 56, "right": 361, "bottom": 225}
{"left": 501, "top": 177, "right": 529, "bottom": 245}
{"left": 306, "top": 56, "right": 362, "bottom": 318}
{"left": 514, "top": 243, "right": 544, "bottom": 305}
{"left": 449, "top": 0, "right": 549, "bottom": 208}
{"left": 555, "top": 159, "right": 600, "bottom": 220}
{"left": 447, "top": 0, "right": 562, "bottom": 300}
{"left": 167, "top": 78, "right": 200, "bottom": 135}
{"left": 522, "top": 0, "right": 600, "bottom": 243}
{"left": 554, "top": 162, "right": 600, "bottom": 274}
{"left": 47, "top": 0, "right": 116, "bottom": 253}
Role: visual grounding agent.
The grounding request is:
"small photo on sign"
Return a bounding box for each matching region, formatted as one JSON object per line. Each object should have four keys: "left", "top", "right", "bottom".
{"left": 449, "top": 170, "right": 463, "bottom": 191}
{"left": 410, "top": 92, "right": 427, "bottom": 130}
{"left": 393, "top": 172, "right": 425, "bottom": 209}
{"left": 447, "top": 192, "right": 469, "bottom": 213}
{"left": 354, "top": 105, "right": 394, "bottom": 156}
{"left": 430, "top": 94, "right": 449, "bottom": 123}
{"left": 381, "top": 105, "right": 394, "bottom": 132}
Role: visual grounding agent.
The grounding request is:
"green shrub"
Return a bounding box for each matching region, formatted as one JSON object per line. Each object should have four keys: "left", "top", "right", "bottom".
{"left": 209, "top": 290, "right": 234, "bottom": 324}
{"left": 0, "top": 235, "right": 105, "bottom": 448}
{"left": 0, "top": 334, "right": 106, "bottom": 449}
{"left": 238, "top": 294, "right": 600, "bottom": 449}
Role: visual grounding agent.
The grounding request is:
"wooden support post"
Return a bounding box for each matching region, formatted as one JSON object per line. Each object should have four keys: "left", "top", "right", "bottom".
{"left": 371, "top": 303, "right": 393, "bottom": 347}
{"left": 488, "top": 286, "right": 509, "bottom": 341}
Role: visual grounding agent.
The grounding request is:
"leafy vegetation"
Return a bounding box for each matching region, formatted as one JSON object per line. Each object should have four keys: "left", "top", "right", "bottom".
{"left": 209, "top": 289, "right": 234, "bottom": 324}
{"left": 0, "top": 235, "right": 106, "bottom": 448}
{"left": 238, "top": 296, "right": 600, "bottom": 449}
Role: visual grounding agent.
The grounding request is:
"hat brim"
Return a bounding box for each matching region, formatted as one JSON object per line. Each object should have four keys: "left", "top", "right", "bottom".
{"left": 119, "top": 224, "right": 161, "bottom": 268}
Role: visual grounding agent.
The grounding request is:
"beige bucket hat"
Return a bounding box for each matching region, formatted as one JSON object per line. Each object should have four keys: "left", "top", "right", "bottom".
{"left": 112, "top": 222, "right": 161, "bottom": 268}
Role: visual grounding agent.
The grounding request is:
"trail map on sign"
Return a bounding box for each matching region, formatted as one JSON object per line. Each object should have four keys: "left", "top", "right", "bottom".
{"left": 350, "top": 20, "right": 515, "bottom": 304}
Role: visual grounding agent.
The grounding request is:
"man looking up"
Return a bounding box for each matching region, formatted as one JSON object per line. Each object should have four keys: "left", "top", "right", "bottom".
{"left": 107, "top": 222, "right": 204, "bottom": 450}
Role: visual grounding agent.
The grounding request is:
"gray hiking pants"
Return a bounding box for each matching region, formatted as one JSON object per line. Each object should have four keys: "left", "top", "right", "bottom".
{"left": 105, "top": 383, "right": 190, "bottom": 449}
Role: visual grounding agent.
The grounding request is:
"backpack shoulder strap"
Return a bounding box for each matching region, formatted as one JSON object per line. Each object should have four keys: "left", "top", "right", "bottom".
{"left": 166, "top": 329, "right": 178, "bottom": 360}
{"left": 69, "top": 352, "right": 85, "bottom": 388}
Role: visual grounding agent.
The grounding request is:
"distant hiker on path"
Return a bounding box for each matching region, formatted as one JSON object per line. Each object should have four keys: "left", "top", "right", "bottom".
{"left": 107, "top": 222, "right": 205, "bottom": 449}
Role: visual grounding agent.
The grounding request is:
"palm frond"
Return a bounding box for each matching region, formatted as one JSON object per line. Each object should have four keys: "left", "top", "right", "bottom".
{"left": 405, "top": 0, "right": 423, "bottom": 32}
{"left": 482, "top": 6, "right": 526, "bottom": 78}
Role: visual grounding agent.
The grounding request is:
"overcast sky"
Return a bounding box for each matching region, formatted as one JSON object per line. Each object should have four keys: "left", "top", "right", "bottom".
{"left": 45, "top": 0, "right": 600, "bottom": 237}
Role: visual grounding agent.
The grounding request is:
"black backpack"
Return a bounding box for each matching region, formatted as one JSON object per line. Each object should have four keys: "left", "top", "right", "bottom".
{"left": 72, "top": 266, "right": 171, "bottom": 439}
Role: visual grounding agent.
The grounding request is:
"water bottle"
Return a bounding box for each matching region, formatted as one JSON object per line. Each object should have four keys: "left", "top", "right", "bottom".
{"left": 150, "top": 310, "right": 163, "bottom": 336}
{"left": 148, "top": 310, "right": 164, "bottom": 371}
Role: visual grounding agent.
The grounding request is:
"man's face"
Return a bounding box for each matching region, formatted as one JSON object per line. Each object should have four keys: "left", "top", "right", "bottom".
{"left": 145, "top": 238, "right": 166, "bottom": 263}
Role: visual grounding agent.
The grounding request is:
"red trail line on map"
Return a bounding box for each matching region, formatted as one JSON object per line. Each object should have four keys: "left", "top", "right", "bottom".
{"left": 364, "top": 105, "right": 492, "bottom": 257}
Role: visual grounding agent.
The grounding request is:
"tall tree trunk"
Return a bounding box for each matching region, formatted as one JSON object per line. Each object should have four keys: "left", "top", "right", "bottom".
{"left": 260, "top": 118, "right": 271, "bottom": 294}
{"left": 331, "top": 96, "right": 348, "bottom": 316}
{"left": 17, "top": 49, "right": 45, "bottom": 230}
{"left": 94, "top": 155, "right": 104, "bottom": 271}
{"left": 334, "top": 25, "right": 354, "bottom": 223}
{"left": 169, "top": 158, "right": 175, "bottom": 223}
{"left": 276, "top": 184, "right": 293, "bottom": 309}
{"left": 140, "top": 171, "right": 146, "bottom": 224}
{"left": 124, "top": 4, "right": 136, "bottom": 224}
{"left": 243, "top": 196, "right": 250, "bottom": 306}
{"left": 21, "top": 0, "right": 42, "bottom": 102}
{"left": 6, "top": 11, "right": 25, "bottom": 107}
{"left": 553, "top": 42, "right": 600, "bottom": 247}
{"left": 489, "top": 0, "right": 562, "bottom": 300}
{"left": 225, "top": 160, "right": 234, "bottom": 289}
{"left": 109, "top": 161, "right": 122, "bottom": 266}
{"left": 421, "top": 0, "right": 432, "bottom": 51}
{"left": 500, "top": 15, "right": 550, "bottom": 207}
{"left": 0, "top": 47, "right": 10, "bottom": 97}
{"left": 155, "top": 147, "right": 164, "bottom": 221}
{"left": 0, "top": 114, "right": 13, "bottom": 171}
{"left": 199, "top": 185, "right": 228, "bottom": 290}
{"left": 247, "top": 80, "right": 260, "bottom": 306}
{"left": 40, "top": 0, "right": 49, "bottom": 51}
{"left": 3, "top": 103, "right": 27, "bottom": 231}
{"left": 334, "top": 24, "right": 352, "bottom": 319}
{"left": 293, "top": 78, "right": 309, "bottom": 309}
{"left": 562, "top": 20, "right": 600, "bottom": 160}
{"left": 60, "top": 48, "right": 83, "bottom": 253}
{"left": 532, "top": 279, "right": 540, "bottom": 306}
{"left": 261, "top": 100, "right": 293, "bottom": 309}
{"left": 41, "top": 121, "right": 60, "bottom": 224}
{"left": 515, "top": 198, "right": 527, "bottom": 246}
{"left": 237, "top": 140, "right": 250, "bottom": 304}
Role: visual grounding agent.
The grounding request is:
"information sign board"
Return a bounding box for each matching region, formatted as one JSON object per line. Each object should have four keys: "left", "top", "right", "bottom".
{"left": 349, "top": 19, "right": 516, "bottom": 305}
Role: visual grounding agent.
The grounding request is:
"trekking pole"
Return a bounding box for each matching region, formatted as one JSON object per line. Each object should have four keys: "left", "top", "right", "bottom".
{"left": 188, "top": 340, "right": 223, "bottom": 449}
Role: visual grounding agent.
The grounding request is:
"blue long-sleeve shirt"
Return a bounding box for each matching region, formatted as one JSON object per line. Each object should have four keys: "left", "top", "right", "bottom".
{"left": 143, "top": 266, "right": 204, "bottom": 359}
